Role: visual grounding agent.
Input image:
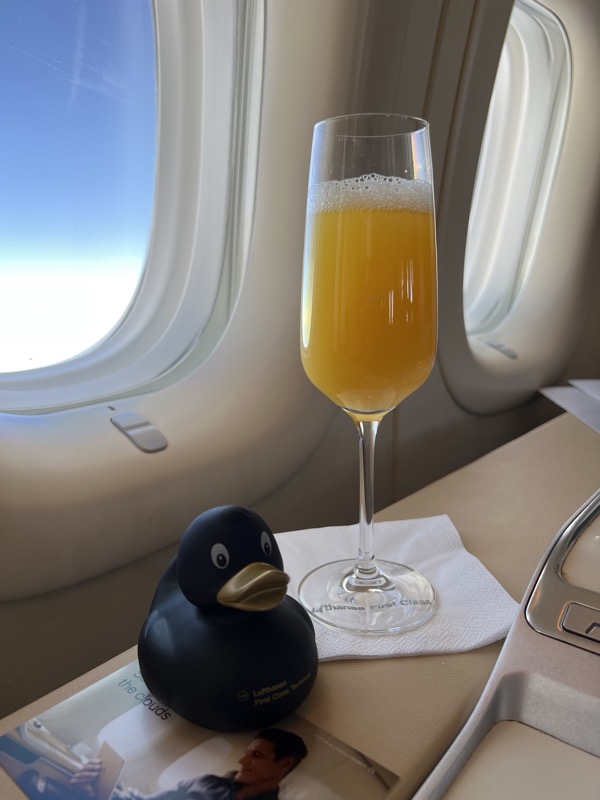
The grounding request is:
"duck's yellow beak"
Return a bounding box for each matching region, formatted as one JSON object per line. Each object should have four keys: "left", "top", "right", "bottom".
{"left": 217, "top": 563, "right": 290, "bottom": 611}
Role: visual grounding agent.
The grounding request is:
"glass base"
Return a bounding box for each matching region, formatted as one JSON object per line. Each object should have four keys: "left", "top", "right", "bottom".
{"left": 298, "top": 559, "right": 436, "bottom": 634}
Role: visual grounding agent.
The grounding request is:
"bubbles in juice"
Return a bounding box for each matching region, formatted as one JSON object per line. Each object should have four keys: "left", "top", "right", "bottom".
{"left": 301, "top": 174, "right": 437, "bottom": 419}
{"left": 307, "top": 173, "right": 434, "bottom": 215}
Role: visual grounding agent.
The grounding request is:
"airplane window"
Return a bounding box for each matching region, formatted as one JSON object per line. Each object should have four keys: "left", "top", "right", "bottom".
{"left": 435, "top": 0, "right": 597, "bottom": 414}
{"left": 0, "top": 1, "right": 264, "bottom": 412}
{"left": 463, "top": 0, "right": 570, "bottom": 336}
{"left": 0, "top": 0, "right": 156, "bottom": 373}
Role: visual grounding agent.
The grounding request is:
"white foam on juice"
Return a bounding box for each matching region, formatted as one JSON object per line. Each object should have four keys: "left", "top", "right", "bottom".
{"left": 308, "top": 173, "right": 433, "bottom": 215}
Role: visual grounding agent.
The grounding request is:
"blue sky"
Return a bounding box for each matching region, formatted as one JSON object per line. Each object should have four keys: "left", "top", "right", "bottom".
{"left": 0, "top": 0, "right": 156, "bottom": 270}
{"left": 0, "top": 0, "right": 156, "bottom": 371}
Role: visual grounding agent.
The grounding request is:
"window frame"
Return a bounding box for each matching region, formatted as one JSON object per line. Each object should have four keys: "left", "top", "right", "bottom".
{"left": 436, "top": 0, "right": 600, "bottom": 414}
{"left": 0, "top": 0, "right": 264, "bottom": 413}
{"left": 463, "top": 0, "right": 571, "bottom": 337}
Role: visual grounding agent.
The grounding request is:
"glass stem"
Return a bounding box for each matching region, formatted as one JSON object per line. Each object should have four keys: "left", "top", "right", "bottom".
{"left": 354, "top": 419, "right": 380, "bottom": 580}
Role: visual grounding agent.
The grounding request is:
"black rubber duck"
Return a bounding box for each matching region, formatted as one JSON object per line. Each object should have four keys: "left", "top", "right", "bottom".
{"left": 138, "top": 506, "right": 318, "bottom": 731}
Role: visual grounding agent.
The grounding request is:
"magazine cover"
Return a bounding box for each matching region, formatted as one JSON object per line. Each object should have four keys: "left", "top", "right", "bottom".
{"left": 1, "top": 660, "right": 398, "bottom": 799}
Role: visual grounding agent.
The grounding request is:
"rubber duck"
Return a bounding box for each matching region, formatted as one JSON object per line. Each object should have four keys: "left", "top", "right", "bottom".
{"left": 138, "top": 506, "right": 318, "bottom": 731}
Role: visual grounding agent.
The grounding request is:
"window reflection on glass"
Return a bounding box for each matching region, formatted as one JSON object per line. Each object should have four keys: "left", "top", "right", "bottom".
{"left": 0, "top": 0, "right": 157, "bottom": 372}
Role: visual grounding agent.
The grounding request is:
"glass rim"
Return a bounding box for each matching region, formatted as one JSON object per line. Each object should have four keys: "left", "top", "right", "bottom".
{"left": 314, "top": 112, "right": 430, "bottom": 139}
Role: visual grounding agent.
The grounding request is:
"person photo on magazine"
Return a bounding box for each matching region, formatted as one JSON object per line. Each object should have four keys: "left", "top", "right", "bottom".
{"left": 69, "top": 727, "right": 308, "bottom": 800}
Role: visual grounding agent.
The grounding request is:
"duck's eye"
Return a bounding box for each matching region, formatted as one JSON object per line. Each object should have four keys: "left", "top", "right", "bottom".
{"left": 211, "top": 543, "right": 230, "bottom": 569}
{"left": 260, "top": 531, "right": 272, "bottom": 557}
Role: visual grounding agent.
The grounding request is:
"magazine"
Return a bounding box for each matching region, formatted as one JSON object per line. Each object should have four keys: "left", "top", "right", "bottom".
{"left": 1, "top": 660, "right": 399, "bottom": 799}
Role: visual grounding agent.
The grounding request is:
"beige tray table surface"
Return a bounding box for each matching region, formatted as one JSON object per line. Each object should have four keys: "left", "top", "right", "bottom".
{"left": 1, "top": 413, "right": 598, "bottom": 799}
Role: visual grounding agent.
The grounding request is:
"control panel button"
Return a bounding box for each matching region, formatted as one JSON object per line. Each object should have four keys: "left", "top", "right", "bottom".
{"left": 561, "top": 602, "right": 600, "bottom": 643}
{"left": 111, "top": 412, "right": 168, "bottom": 453}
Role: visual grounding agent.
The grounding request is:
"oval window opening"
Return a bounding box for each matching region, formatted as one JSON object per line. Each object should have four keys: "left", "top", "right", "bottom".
{"left": 463, "top": 0, "right": 570, "bottom": 338}
{"left": 0, "top": 0, "right": 157, "bottom": 373}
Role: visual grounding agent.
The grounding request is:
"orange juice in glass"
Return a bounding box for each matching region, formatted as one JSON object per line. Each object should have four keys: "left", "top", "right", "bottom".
{"left": 301, "top": 174, "right": 437, "bottom": 421}
{"left": 297, "top": 114, "right": 438, "bottom": 634}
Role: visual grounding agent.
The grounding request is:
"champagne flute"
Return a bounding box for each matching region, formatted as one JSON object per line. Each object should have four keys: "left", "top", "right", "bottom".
{"left": 298, "top": 113, "right": 438, "bottom": 634}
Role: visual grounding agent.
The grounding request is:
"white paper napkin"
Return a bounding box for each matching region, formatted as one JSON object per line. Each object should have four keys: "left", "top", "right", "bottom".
{"left": 276, "top": 515, "right": 518, "bottom": 661}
